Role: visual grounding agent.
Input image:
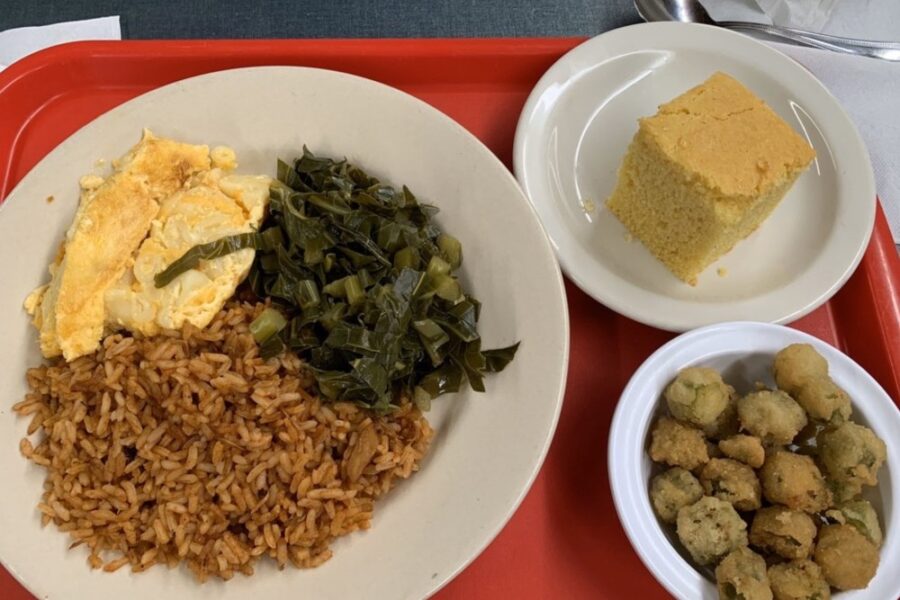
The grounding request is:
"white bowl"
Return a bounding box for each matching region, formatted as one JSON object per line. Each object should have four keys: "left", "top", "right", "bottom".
{"left": 608, "top": 322, "right": 900, "bottom": 599}
{"left": 0, "top": 67, "right": 569, "bottom": 600}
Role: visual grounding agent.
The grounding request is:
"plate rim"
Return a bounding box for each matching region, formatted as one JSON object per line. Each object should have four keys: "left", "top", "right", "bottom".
{"left": 0, "top": 65, "right": 570, "bottom": 600}
{"left": 512, "top": 21, "right": 876, "bottom": 332}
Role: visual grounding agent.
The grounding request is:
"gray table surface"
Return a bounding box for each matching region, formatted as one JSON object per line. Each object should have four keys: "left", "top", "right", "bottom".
{"left": 1, "top": 1, "right": 641, "bottom": 38}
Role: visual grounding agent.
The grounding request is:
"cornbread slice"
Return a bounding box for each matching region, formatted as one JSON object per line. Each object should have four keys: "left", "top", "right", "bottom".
{"left": 606, "top": 72, "right": 815, "bottom": 285}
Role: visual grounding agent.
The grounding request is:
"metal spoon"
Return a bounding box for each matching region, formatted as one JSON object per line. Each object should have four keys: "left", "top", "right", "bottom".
{"left": 634, "top": 0, "right": 900, "bottom": 61}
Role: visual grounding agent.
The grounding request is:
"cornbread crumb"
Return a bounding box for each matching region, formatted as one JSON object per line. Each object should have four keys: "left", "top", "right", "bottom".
{"left": 582, "top": 199, "right": 596, "bottom": 215}
{"left": 717, "top": 267, "right": 727, "bottom": 278}
{"left": 606, "top": 72, "right": 815, "bottom": 285}
{"left": 78, "top": 174, "right": 105, "bottom": 190}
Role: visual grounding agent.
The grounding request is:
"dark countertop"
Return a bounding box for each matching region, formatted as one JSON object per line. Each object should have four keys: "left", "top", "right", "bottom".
{"left": 1, "top": 0, "right": 641, "bottom": 38}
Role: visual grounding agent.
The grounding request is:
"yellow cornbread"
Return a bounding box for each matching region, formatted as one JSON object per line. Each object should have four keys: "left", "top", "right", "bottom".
{"left": 606, "top": 72, "right": 816, "bottom": 285}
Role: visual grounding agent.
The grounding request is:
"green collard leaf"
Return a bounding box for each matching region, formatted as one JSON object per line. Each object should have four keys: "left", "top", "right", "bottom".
{"left": 482, "top": 342, "right": 520, "bottom": 373}
{"left": 160, "top": 147, "right": 518, "bottom": 410}
{"left": 154, "top": 227, "right": 282, "bottom": 288}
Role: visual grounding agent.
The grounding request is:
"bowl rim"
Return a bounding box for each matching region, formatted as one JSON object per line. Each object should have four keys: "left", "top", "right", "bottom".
{"left": 608, "top": 321, "right": 900, "bottom": 599}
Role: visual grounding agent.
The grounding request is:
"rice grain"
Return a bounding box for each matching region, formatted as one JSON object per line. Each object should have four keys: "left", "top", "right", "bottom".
{"left": 16, "top": 302, "right": 432, "bottom": 581}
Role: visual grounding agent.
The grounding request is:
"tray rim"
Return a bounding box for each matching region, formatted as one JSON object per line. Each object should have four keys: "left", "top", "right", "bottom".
{"left": 0, "top": 37, "right": 583, "bottom": 88}
{"left": 0, "top": 37, "right": 897, "bottom": 600}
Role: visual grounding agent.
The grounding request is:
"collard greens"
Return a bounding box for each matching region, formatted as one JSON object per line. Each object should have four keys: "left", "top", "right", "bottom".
{"left": 156, "top": 148, "right": 518, "bottom": 412}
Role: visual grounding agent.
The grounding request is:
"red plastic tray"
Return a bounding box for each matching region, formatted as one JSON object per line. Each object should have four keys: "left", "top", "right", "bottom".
{"left": 1, "top": 39, "right": 898, "bottom": 600}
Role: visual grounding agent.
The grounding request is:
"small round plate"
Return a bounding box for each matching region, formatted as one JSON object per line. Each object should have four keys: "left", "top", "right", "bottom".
{"left": 514, "top": 22, "right": 875, "bottom": 331}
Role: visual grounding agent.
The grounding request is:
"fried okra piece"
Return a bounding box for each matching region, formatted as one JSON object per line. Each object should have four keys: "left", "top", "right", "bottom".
{"left": 713, "top": 398, "right": 741, "bottom": 441}
{"left": 665, "top": 367, "right": 736, "bottom": 437}
{"left": 649, "top": 416, "right": 709, "bottom": 471}
{"left": 814, "top": 524, "right": 879, "bottom": 590}
{"left": 826, "top": 478, "right": 863, "bottom": 505}
{"left": 749, "top": 507, "right": 817, "bottom": 560}
{"left": 700, "top": 458, "right": 762, "bottom": 511}
{"left": 773, "top": 344, "right": 828, "bottom": 396}
{"left": 795, "top": 376, "right": 851, "bottom": 423}
{"left": 715, "top": 546, "right": 772, "bottom": 600}
{"left": 676, "top": 496, "right": 748, "bottom": 566}
{"left": 759, "top": 450, "right": 831, "bottom": 513}
{"left": 768, "top": 560, "right": 830, "bottom": 600}
{"left": 818, "top": 422, "right": 886, "bottom": 488}
{"left": 650, "top": 467, "right": 704, "bottom": 523}
{"left": 825, "top": 499, "right": 883, "bottom": 548}
{"left": 718, "top": 434, "right": 765, "bottom": 469}
{"left": 737, "top": 390, "right": 807, "bottom": 446}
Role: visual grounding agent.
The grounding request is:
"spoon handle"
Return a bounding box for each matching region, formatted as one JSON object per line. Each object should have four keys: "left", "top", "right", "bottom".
{"left": 718, "top": 21, "right": 900, "bottom": 61}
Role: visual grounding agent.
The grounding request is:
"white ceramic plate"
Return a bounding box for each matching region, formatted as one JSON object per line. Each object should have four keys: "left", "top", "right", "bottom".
{"left": 0, "top": 67, "right": 569, "bottom": 600}
{"left": 608, "top": 322, "right": 900, "bottom": 599}
{"left": 514, "top": 22, "right": 875, "bottom": 331}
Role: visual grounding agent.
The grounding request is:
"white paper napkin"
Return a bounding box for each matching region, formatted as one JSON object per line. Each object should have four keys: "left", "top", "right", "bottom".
{"left": 703, "top": 1, "right": 900, "bottom": 242}
{"left": 754, "top": 0, "right": 839, "bottom": 31}
{"left": 0, "top": 16, "right": 121, "bottom": 72}
{"left": 766, "top": 43, "right": 900, "bottom": 242}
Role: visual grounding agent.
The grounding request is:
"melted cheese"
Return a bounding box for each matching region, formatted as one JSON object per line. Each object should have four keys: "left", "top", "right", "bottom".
{"left": 104, "top": 172, "right": 269, "bottom": 336}
{"left": 25, "top": 130, "right": 270, "bottom": 360}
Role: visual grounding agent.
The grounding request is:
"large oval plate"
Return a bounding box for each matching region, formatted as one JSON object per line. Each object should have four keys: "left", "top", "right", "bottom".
{"left": 514, "top": 22, "right": 875, "bottom": 331}
{"left": 0, "top": 67, "right": 569, "bottom": 600}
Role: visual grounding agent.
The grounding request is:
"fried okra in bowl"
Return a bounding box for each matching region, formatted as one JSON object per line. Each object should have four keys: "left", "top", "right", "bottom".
{"left": 609, "top": 322, "right": 900, "bottom": 600}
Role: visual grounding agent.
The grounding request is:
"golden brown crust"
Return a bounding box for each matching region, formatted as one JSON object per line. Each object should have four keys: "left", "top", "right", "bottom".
{"left": 814, "top": 524, "right": 879, "bottom": 590}
{"left": 641, "top": 72, "right": 816, "bottom": 198}
{"left": 54, "top": 176, "right": 158, "bottom": 359}
{"left": 36, "top": 130, "right": 211, "bottom": 360}
{"left": 649, "top": 416, "right": 710, "bottom": 471}
{"left": 749, "top": 506, "right": 817, "bottom": 560}
{"left": 759, "top": 450, "right": 832, "bottom": 513}
{"left": 718, "top": 434, "right": 765, "bottom": 469}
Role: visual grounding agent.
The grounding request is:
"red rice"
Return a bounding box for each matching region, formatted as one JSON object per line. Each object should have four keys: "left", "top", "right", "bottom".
{"left": 14, "top": 302, "right": 432, "bottom": 581}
